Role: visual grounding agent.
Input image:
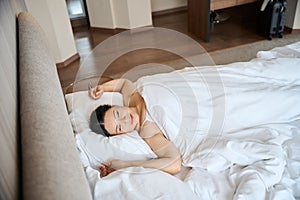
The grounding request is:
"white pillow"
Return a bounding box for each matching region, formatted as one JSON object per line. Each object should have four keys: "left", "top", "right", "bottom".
{"left": 65, "top": 91, "right": 123, "bottom": 133}
{"left": 65, "top": 91, "right": 157, "bottom": 167}
{"left": 65, "top": 91, "right": 123, "bottom": 119}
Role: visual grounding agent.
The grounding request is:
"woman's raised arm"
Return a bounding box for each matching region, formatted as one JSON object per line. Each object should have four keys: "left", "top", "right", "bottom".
{"left": 89, "top": 78, "right": 136, "bottom": 106}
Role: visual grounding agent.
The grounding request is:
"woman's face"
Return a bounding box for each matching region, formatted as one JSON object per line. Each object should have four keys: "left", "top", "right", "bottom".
{"left": 104, "top": 106, "right": 140, "bottom": 135}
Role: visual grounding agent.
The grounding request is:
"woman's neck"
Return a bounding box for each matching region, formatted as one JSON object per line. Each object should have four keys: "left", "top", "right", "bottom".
{"left": 128, "top": 91, "right": 147, "bottom": 131}
{"left": 138, "top": 100, "right": 146, "bottom": 126}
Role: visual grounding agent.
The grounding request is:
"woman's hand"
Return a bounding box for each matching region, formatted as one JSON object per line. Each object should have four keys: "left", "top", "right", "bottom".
{"left": 98, "top": 160, "right": 130, "bottom": 177}
{"left": 89, "top": 85, "right": 104, "bottom": 100}
{"left": 104, "top": 159, "right": 131, "bottom": 170}
{"left": 98, "top": 164, "right": 115, "bottom": 178}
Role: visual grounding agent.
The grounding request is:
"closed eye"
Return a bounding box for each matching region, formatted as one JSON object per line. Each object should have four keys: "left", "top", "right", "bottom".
{"left": 113, "top": 110, "right": 120, "bottom": 119}
{"left": 115, "top": 124, "right": 121, "bottom": 134}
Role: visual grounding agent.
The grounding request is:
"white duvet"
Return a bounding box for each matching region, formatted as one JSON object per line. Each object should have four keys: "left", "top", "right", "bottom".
{"left": 82, "top": 42, "right": 300, "bottom": 199}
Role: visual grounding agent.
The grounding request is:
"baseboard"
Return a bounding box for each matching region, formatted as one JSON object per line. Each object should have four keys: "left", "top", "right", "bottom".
{"left": 291, "top": 29, "right": 300, "bottom": 34}
{"left": 152, "top": 6, "right": 187, "bottom": 17}
{"left": 89, "top": 25, "right": 153, "bottom": 34}
{"left": 285, "top": 26, "right": 300, "bottom": 34}
{"left": 89, "top": 27, "right": 128, "bottom": 34}
{"left": 56, "top": 53, "right": 80, "bottom": 69}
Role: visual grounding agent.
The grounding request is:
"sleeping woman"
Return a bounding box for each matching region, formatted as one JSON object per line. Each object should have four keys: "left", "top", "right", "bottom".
{"left": 89, "top": 61, "right": 300, "bottom": 182}
{"left": 89, "top": 78, "right": 182, "bottom": 177}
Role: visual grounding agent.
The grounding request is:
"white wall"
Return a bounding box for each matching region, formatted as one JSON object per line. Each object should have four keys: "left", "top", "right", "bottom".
{"left": 127, "top": 0, "right": 152, "bottom": 28}
{"left": 112, "top": 0, "right": 130, "bottom": 28}
{"left": 293, "top": 0, "right": 300, "bottom": 29}
{"left": 86, "top": 0, "right": 115, "bottom": 28}
{"left": 151, "top": 0, "right": 187, "bottom": 12}
{"left": 24, "top": 0, "right": 77, "bottom": 63}
{"left": 86, "top": 0, "right": 152, "bottom": 29}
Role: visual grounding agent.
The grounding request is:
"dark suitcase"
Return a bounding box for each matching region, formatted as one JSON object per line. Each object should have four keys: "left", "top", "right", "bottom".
{"left": 258, "top": 0, "right": 287, "bottom": 40}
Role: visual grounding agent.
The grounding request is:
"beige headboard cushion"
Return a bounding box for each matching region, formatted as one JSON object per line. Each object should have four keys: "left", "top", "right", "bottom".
{"left": 18, "top": 12, "right": 92, "bottom": 200}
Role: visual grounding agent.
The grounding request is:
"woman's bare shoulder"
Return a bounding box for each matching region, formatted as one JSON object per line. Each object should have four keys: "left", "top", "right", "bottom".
{"left": 139, "top": 121, "right": 163, "bottom": 139}
{"left": 126, "top": 91, "right": 144, "bottom": 106}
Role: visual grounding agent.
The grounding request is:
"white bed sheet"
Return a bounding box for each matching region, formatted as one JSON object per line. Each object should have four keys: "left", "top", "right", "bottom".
{"left": 78, "top": 42, "right": 300, "bottom": 200}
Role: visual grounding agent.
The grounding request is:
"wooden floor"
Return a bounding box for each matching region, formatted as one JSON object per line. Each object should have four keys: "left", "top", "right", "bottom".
{"left": 58, "top": 3, "right": 266, "bottom": 91}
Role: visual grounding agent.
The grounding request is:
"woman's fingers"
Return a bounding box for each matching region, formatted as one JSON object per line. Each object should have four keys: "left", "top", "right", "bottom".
{"left": 95, "top": 88, "right": 104, "bottom": 96}
{"left": 98, "top": 164, "right": 116, "bottom": 178}
{"left": 89, "top": 86, "right": 104, "bottom": 99}
{"left": 99, "top": 165, "right": 108, "bottom": 177}
{"left": 106, "top": 167, "right": 115, "bottom": 175}
{"left": 88, "top": 87, "right": 95, "bottom": 99}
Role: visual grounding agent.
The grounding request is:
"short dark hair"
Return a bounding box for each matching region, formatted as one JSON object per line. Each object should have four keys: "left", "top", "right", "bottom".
{"left": 89, "top": 104, "right": 112, "bottom": 137}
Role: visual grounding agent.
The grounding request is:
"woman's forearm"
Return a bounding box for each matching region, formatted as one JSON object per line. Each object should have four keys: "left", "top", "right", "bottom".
{"left": 100, "top": 157, "right": 181, "bottom": 177}
{"left": 128, "top": 156, "right": 182, "bottom": 175}
{"left": 101, "top": 79, "right": 136, "bottom": 104}
{"left": 100, "top": 79, "right": 127, "bottom": 93}
{"left": 89, "top": 78, "right": 136, "bottom": 103}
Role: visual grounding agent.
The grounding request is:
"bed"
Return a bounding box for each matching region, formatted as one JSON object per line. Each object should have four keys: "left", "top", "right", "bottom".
{"left": 65, "top": 42, "right": 300, "bottom": 199}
